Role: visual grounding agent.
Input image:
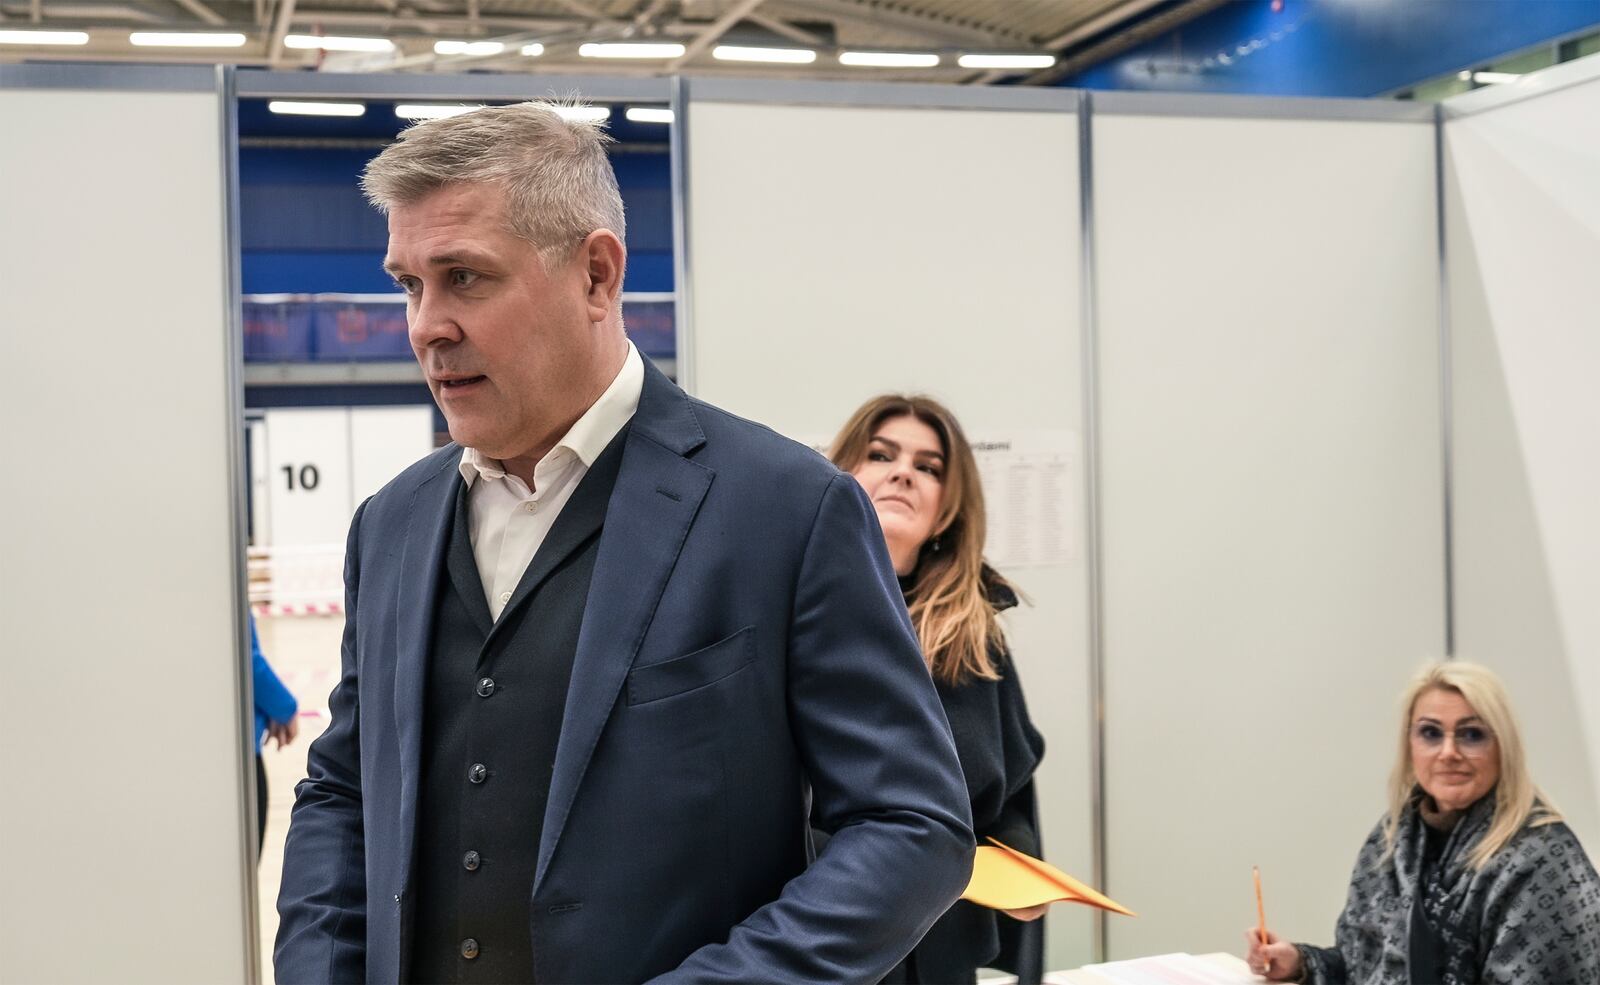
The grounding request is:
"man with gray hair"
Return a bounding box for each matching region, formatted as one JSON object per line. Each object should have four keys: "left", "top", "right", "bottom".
{"left": 274, "top": 101, "right": 974, "bottom": 984}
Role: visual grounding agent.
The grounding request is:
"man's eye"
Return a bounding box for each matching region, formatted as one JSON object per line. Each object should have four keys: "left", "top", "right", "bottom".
{"left": 451, "top": 269, "right": 479, "bottom": 288}
{"left": 393, "top": 277, "right": 419, "bottom": 295}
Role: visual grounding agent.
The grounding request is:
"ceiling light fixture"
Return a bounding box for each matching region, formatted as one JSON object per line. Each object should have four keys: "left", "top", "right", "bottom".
{"left": 395, "top": 103, "right": 480, "bottom": 120}
{"left": 0, "top": 29, "right": 89, "bottom": 45}
{"left": 284, "top": 34, "right": 393, "bottom": 52}
{"left": 625, "top": 107, "right": 674, "bottom": 124}
{"left": 957, "top": 53, "right": 1055, "bottom": 69}
{"left": 578, "top": 42, "right": 686, "bottom": 59}
{"left": 712, "top": 44, "right": 816, "bottom": 64}
{"left": 129, "top": 31, "right": 247, "bottom": 47}
{"left": 838, "top": 51, "right": 940, "bottom": 68}
{"left": 1458, "top": 70, "right": 1521, "bottom": 85}
{"left": 268, "top": 100, "right": 367, "bottom": 117}
{"left": 521, "top": 43, "right": 544, "bottom": 56}
{"left": 554, "top": 106, "right": 612, "bottom": 122}
{"left": 434, "top": 40, "right": 503, "bottom": 56}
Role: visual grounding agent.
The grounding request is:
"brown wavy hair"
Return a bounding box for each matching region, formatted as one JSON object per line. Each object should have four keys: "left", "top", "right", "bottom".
{"left": 829, "top": 394, "right": 1017, "bottom": 685}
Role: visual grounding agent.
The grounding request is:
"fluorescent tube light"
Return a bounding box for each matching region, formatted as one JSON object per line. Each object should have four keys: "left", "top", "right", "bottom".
{"left": 521, "top": 42, "right": 544, "bottom": 56}
{"left": 957, "top": 53, "right": 1055, "bottom": 69}
{"left": 578, "top": 42, "right": 685, "bottom": 59}
{"left": 268, "top": 100, "right": 366, "bottom": 117}
{"left": 838, "top": 50, "right": 940, "bottom": 68}
{"left": 0, "top": 29, "right": 89, "bottom": 44}
{"left": 625, "top": 107, "right": 674, "bottom": 124}
{"left": 1471, "top": 71, "right": 1521, "bottom": 85}
{"left": 395, "top": 103, "right": 480, "bottom": 120}
{"left": 129, "top": 31, "right": 247, "bottom": 47}
{"left": 434, "top": 39, "right": 504, "bottom": 56}
{"left": 284, "top": 34, "right": 393, "bottom": 52}
{"left": 554, "top": 106, "right": 611, "bottom": 123}
{"left": 712, "top": 44, "right": 816, "bottom": 64}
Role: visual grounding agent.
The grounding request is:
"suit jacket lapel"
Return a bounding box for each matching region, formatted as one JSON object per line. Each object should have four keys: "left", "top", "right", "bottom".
{"left": 444, "top": 479, "right": 493, "bottom": 637}
{"left": 535, "top": 362, "right": 711, "bottom": 892}
{"left": 393, "top": 451, "right": 461, "bottom": 889}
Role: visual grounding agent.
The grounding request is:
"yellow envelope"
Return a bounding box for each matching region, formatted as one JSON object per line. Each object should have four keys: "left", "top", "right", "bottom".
{"left": 961, "top": 838, "right": 1136, "bottom": 916}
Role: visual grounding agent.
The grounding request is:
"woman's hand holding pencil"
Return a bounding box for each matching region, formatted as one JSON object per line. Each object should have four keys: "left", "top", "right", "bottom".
{"left": 1244, "top": 866, "right": 1304, "bottom": 981}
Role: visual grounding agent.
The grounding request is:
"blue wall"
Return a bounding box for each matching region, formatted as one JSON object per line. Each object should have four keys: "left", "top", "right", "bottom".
{"left": 1063, "top": 0, "right": 1600, "bottom": 97}
{"left": 239, "top": 99, "right": 674, "bottom": 295}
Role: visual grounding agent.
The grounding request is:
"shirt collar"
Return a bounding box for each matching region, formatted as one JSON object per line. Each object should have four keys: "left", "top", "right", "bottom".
{"left": 458, "top": 341, "right": 644, "bottom": 488}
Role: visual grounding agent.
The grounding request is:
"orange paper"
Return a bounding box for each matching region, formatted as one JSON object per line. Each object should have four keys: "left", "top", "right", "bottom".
{"left": 961, "top": 837, "right": 1136, "bottom": 916}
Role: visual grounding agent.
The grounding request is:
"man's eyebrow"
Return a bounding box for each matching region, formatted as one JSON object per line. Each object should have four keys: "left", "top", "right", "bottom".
{"left": 383, "top": 251, "right": 490, "bottom": 274}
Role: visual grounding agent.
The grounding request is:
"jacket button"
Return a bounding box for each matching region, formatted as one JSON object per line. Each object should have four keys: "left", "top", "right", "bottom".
{"left": 463, "top": 850, "right": 480, "bottom": 871}
{"left": 460, "top": 938, "right": 479, "bottom": 960}
{"left": 476, "top": 677, "right": 495, "bottom": 697}
{"left": 468, "top": 763, "right": 487, "bottom": 784}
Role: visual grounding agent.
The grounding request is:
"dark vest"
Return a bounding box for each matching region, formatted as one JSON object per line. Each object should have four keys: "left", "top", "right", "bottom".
{"left": 409, "top": 428, "right": 628, "bottom": 985}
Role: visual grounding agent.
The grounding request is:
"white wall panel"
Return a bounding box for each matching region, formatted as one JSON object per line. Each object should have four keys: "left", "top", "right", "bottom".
{"left": 1445, "top": 64, "right": 1600, "bottom": 855}
{"left": 0, "top": 83, "right": 250, "bottom": 982}
{"left": 1093, "top": 112, "right": 1444, "bottom": 958}
{"left": 684, "top": 97, "right": 1096, "bottom": 968}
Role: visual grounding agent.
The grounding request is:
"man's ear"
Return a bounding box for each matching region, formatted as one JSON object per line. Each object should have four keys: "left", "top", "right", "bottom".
{"left": 580, "top": 228, "right": 626, "bottom": 323}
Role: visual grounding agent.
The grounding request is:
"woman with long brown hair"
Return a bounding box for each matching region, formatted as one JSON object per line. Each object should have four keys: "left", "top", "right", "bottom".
{"left": 829, "top": 394, "right": 1048, "bottom": 984}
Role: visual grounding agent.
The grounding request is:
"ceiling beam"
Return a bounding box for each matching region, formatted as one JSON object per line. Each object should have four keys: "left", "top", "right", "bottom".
{"left": 172, "top": 0, "right": 226, "bottom": 25}
{"left": 665, "top": 0, "right": 767, "bottom": 69}
{"left": 284, "top": 10, "right": 585, "bottom": 33}
{"left": 267, "top": 0, "right": 293, "bottom": 65}
{"left": 770, "top": 0, "right": 1021, "bottom": 47}
{"left": 548, "top": 0, "right": 608, "bottom": 20}
{"left": 746, "top": 10, "right": 823, "bottom": 45}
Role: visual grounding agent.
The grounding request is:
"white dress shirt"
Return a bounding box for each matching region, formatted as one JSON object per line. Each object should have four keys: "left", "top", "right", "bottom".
{"left": 457, "top": 342, "right": 644, "bottom": 621}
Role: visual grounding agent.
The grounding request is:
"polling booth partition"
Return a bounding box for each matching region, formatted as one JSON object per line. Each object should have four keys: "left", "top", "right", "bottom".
{"left": 0, "top": 66, "right": 255, "bottom": 983}
{"left": 1442, "top": 59, "right": 1600, "bottom": 861}
{"left": 674, "top": 78, "right": 1100, "bottom": 967}
{"left": 2, "top": 54, "right": 1598, "bottom": 983}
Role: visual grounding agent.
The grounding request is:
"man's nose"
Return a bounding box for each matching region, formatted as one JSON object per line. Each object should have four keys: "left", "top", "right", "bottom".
{"left": 408, "top": 294, "right": 461, "bottom": 347}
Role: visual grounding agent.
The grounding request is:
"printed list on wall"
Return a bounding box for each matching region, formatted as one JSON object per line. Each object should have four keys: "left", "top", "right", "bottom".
{"left": 969, "top": 430, "right": 1079, "bottom": 569}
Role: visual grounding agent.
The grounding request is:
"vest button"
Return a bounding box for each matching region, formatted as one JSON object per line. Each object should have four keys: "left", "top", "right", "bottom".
{"left": 460, "top": 938, "right": 479, "bottom": 960}
{"left": 476, "top": 677, "right": 495, "bottom": 697}
{"left": 463, "top": 850, "right": 480, "bottom": 871}
{"left": 468, "top": 763, "right": 487, "bottom": 784}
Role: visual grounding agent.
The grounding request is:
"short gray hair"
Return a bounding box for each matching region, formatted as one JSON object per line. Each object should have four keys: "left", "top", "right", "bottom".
{"left": 361, "top": 100, "right": 626, "bottom": 263}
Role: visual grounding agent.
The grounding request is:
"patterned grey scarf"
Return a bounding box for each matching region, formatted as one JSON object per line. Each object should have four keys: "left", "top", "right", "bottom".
{"left": 1297, "top": 791, "right": 1600, "bottom": 984}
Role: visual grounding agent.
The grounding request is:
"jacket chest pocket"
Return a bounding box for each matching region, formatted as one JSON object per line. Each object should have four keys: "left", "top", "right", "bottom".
{"left": 626, "top": 626, "right": 756, "bottom": 706}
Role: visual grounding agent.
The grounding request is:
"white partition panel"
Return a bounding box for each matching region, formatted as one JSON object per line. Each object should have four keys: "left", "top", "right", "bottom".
{"left": 1444, "top": 59, "right": 1600, "bottom": 855}
{"left": 682, "top": 84, "right": 1096, "bottom": 967}
{"left": 0, "top": 72, "right": 251, "bottom": 982}
{"left": 1092, "top": 105, "right": 1445, "bottom": 958}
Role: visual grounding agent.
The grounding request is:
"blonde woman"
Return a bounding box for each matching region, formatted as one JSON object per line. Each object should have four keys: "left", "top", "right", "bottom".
{"left": 829, "top": 394, "right": 1048, "bottom": 984}
{"left": 1246, "top": 660, "right": 1600, "bottom": 984}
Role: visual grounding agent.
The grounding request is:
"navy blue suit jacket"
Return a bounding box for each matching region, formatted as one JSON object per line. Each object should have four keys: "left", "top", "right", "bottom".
{"left": 275, "top": 360, "right": 975, "bottom": 983}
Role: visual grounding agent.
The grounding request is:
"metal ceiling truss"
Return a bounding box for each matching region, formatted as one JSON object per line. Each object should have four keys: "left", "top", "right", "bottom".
{"left": 0, "top": 0, "right": 1221, "bottom": 85}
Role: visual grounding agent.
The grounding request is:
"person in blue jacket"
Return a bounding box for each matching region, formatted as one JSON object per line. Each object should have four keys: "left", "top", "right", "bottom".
{"left": 251, "top": 613, "right": 298, "bottom": 857}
